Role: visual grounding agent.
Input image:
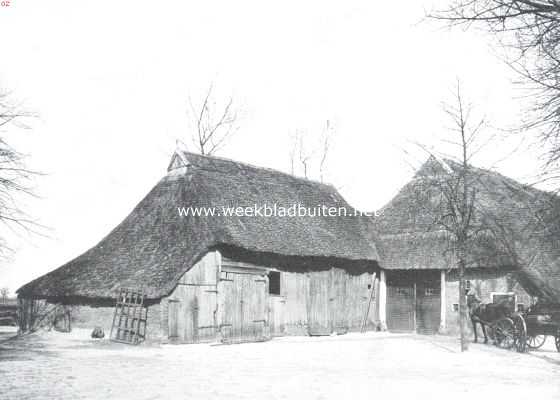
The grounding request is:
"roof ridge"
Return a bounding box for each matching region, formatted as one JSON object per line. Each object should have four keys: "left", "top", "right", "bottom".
{"left": 181, "top": 150, "right": 338, "bottom": 191}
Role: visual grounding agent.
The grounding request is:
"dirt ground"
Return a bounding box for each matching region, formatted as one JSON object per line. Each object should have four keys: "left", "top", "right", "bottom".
{"left": 0, "top": 326, "right": 559, "bottom": 400}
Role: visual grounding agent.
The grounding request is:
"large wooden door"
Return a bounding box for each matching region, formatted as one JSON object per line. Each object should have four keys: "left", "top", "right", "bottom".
{"left": 219, "top": 270, "right": 269, "bottom": 343}
{"left": 386, "top": 271, "right": 441, "bottom": 334}
{"left": 330, "top": 269, "right": 348, "bottom": 334}
{"left": 307, "top": 269, "right": 349, "bottom": 335}
{"left": 387, "top": 271, "right": 415, "bottom": 332}
{"left": 416, "top": 272, "right": 441, "bottom": 334}
{"left": 307, "top": 271, "right": 332, "bottom": 335}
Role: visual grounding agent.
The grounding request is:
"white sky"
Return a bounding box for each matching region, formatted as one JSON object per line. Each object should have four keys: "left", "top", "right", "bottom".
{"left": 0, "top": 0, "right": 544, "bottom": 293}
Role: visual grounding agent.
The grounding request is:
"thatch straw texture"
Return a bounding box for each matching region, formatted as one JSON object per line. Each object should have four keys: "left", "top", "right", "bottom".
{"left": 375, "top": 157, "right": 560, "bottom": 301}
{"left": 18, "top": 152, "right": 379, "bottom": 300}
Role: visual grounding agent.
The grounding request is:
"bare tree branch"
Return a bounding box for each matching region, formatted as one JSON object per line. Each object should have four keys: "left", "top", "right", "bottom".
{"left": 0, "top": 89, "right": 42, "bottom": 259}
{"left": 186, "top": 84, "right": 240, "bottom": 156}
{"left": 429, "top": 0, "right": 560, "bottom": 189}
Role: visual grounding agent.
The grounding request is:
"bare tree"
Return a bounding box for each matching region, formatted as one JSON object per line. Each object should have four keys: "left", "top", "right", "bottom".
{"left": 409, "top": 82, "right": 497, "bottom": 351}
{"left": 288, "top": 120, "right": 335, "bottom": 182}
{"left": 0, "top": 89, "right": 40, "bottom": 258}
{"left": 1, "top": 287, "right": 8, "bottom": 304}
{"left": 187, "top": 84, "right": 239, "bottom": 156}
{"left": 319, "top": 120, "right": 333, "bottom": 183}
{"left": 429, "top": 1, "right": 560, "bottom": 188}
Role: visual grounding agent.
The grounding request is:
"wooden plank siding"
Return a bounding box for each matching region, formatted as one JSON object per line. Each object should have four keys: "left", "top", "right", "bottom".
{"left": 164, "top": 251, "right": 220, "bottom": 343}
{"left": 163, "top": 252, "right": 377, "bottom": 343}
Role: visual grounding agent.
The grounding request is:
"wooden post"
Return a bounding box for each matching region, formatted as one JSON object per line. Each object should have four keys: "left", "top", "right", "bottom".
{"left": 439, "top": 270, "right": 446, "bottom": 333}
{"left": 379, "top": 270, "right": 387, "bottom": 331}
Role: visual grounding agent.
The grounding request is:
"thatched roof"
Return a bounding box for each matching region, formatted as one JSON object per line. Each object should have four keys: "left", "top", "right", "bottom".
{"left": 18, "top": 151, "right": 379, "bottom": 300}
{"left": 375, "top": 156, "right": 560, "bottom": 301}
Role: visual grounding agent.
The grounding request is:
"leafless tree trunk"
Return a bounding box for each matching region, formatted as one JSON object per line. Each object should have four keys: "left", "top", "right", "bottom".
{"left": 410, "top": 81, "right": 489, "bottom": 351}
{"left": 187, "top": 84, "right": 239, "bottom": 156}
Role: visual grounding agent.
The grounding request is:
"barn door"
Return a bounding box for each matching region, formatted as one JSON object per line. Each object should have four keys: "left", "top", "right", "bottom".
{"left": 182, "top": 287, "right": 218, "bottom": 343}
{"left": 249, "top": 276, "right": 268, "bottom": 340}
{"left": 219, "top": 270, "right": 269, "bottom": 343}
{"left": 330, "top": 269, "right": 348, "bottom": 334}
{"left": 415, "top": 272, "right": 441, "bottom": 334}
{"left": 168, "top": 300, "right": 179, "bottom": 340}
{"left": 268, "top": 296, "right": 286, "bottom": 336}
{"left": 307, "top": 271, "right": 331, "bottom": 335}
{"left": 386, "top": 271, "right": 415, "bottom": 332}
{"left": 307, "top": 269, "right": 348, "bottom": 335}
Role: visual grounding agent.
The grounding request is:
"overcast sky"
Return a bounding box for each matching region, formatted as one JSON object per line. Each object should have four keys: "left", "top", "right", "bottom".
{"left": 0, "top": 0, "right": 544, "bottom": 292}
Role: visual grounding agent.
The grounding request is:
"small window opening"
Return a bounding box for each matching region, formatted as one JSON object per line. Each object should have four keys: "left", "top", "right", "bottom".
{"left": 466, "top": 280, "right": 471, "bottom": 291}
{"left": 396, "top": 287, "right": 408, "bottom": 295}
{"left": 425, "top": 288, "right": 435, "bottom": 296}
{"left": 453, "top": 303, "right": 459, "bottom": 312}
{"left": 268, "top": 271, "right": 281, "bottom": 295}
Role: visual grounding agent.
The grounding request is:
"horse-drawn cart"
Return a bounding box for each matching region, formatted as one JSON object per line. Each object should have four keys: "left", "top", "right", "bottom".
{"left": 483, "top": 313, "right": 528, "bottom": 352}
{"left": 521, "top": 302, "right": 560, "bottom": 352}
{"left": 469, "top": 295, "right": 528, "bottom": 352}
{"left": 469, "top": 295, "right": 560, "bottom": 353}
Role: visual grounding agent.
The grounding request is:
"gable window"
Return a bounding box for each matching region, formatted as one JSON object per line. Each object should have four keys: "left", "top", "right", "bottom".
{"left": 268, "top": 271, "right": 281, "bottom": 295}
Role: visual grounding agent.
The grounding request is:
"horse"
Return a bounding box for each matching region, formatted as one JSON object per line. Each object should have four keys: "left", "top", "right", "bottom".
{"left": 467, "top": 293, "right": 512, "bottom": 344}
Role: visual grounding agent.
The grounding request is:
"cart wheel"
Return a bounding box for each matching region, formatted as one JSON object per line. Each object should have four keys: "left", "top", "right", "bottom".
{"left": 526, "top": 335, "right": 546, "bottom": 349}
{"left": 512, "top": 314, "right": 527, "bottom": 353}
{"left": 495, "top": 318, "right": 515, "bottom": 349}
{"left": 555, "top": 335, "right": 560, "bottom": 352}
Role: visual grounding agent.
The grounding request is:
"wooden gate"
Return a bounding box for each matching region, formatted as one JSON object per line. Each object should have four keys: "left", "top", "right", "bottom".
{"left": 219, "top": 269, "right": 269, "bottom": 343}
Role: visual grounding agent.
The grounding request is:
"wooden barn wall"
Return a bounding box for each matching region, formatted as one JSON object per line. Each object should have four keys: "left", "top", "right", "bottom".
{"left": 279, "top": 268, "right": 375, "bottom": 336}
{"left": 444, "top": 269, "right": 531, "bottom": 336}
{"left": 162, "top": 251, "right": 220, "bottom": 343}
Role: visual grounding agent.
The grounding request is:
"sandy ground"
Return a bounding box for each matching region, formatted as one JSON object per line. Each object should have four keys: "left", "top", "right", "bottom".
{"left": 0, "top": 326, "right": 559, "bottom": 400}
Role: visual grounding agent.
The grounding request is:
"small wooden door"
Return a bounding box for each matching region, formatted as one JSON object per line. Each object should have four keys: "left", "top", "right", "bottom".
{"left": 268, "top": 296, "right": 286, "bottom": 336}
{"left": 168, "top": 300, "right": 179, "bottom": 339}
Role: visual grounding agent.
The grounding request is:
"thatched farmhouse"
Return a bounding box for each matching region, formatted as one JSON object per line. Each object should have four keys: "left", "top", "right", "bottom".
{"left": 17, "top": 151, "right": 380, "bottom": 343}
{"left": 374, "top": 156, "right": 560, "bottom": 334}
